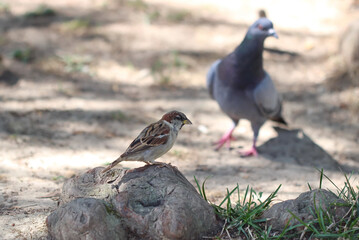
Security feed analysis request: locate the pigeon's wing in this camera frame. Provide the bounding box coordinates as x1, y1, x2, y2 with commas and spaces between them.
121, 121, 170, 158
206, 59, 221, 99
253, 73, 282, 118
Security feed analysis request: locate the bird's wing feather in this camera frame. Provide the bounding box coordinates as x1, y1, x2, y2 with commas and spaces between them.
253, 73, 282, 118
206, 59, 221, 98
121, 121, 170, 158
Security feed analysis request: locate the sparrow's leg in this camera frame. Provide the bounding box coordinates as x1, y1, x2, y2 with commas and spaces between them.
214, 122, 237, 150
151, 162, 175, 171
153, 162, 170, 168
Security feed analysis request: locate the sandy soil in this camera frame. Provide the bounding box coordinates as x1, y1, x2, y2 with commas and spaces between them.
0, 0, 359, 239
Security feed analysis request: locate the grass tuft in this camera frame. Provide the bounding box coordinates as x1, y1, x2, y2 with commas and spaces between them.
126, 0, 148, 11
12, 48, 33, 63
24, 5, 56, 18
0, 2, 10, 13
60, 19, 90, 33
166, 10, 191, 23
111, 111, 128, 122
58, 54, 92, 74
150, 51, 187, 85
194, 176, 282, 239
195, 169, 359, 239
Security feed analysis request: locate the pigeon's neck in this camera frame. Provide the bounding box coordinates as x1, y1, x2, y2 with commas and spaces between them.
234, 36, 264, 73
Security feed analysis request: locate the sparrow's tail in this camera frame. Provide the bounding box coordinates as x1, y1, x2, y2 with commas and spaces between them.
101, 157, 123, 173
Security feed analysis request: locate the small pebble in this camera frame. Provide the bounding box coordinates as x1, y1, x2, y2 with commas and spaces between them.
197, 125, 209, 134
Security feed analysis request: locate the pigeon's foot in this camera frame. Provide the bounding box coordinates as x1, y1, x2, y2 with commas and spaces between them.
214, 134, 236, 150
239, 146, 258, 157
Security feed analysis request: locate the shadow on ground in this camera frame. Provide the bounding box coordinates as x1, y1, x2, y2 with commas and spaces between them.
258, 126, 355, 172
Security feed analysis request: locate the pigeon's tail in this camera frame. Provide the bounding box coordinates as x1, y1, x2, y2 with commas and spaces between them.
206, 59, 221, 99
270, 115, 287, 126
101, 157, 123, 173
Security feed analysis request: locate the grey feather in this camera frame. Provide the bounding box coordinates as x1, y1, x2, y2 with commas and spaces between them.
207, 17, 286, 147
253, 72, 282, 118
206, 59, 221, 99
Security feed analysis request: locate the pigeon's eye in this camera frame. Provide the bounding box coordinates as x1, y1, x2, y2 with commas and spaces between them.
257, 24, 264, 30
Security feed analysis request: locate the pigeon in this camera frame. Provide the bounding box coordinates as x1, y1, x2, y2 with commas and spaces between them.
207, 17, 287, 157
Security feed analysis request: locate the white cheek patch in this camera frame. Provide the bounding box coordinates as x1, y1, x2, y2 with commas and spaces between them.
268, 29, 275, 35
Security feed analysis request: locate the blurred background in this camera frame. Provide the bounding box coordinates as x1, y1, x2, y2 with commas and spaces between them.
0, 0, 358, 238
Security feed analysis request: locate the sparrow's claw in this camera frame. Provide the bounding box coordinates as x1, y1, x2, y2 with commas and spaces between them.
153, 162, 172, 169
239, 146, 258, 157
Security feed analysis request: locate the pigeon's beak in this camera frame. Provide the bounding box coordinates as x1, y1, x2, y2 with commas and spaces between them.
268, 28, 278, 39
183, 119, 192, 125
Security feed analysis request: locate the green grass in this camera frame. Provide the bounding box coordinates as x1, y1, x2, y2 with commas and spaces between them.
52, 175, 65, 181
295, 169, 359, 239
111, 111, 128, 122
24, 5, 56, 18
194, 169, 359, 239
59, 54, 92, 74
194, 176, 285, 239
12, 48, 33, 63
0, 2, 10, 13
126, 0, 148, 11
166, 10, 190, 23
60, 19, 90, 32
150, 51, 187, 85
144, 10, 160, 24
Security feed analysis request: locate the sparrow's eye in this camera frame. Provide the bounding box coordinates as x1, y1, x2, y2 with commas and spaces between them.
175, 115, 181, 120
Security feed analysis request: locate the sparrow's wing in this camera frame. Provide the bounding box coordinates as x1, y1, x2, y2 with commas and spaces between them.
121, 120, 170, 158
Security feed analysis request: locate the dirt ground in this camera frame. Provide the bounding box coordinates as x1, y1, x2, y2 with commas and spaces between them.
0, 0, 359, 239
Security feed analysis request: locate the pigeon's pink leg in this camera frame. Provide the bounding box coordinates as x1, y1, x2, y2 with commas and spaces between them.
215, 125, 236, 150
239, 136, 258, 157
239, 146, 258, 157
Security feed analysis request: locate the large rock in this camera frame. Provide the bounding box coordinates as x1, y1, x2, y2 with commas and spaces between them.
262, 189, 350, 231
59, 167, 125, 205
112, 165, 220, 239
47, 164, 221, 240
46, 198, 127, 240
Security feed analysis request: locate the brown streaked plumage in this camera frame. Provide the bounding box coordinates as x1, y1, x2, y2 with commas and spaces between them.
101, 110, 192, 173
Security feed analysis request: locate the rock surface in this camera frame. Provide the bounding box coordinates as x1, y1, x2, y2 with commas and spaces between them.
262, 189, 350, 231
47, 164, 221, 240
47, 198, 127, 240
60, 167, 125, 205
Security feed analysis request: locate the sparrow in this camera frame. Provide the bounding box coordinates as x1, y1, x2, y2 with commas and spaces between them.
102, 110, 192, 173
207, 17, 287, 157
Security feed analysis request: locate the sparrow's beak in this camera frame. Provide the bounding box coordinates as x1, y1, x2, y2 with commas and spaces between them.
268, 28, 278, 39
183, 119, 192, 125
